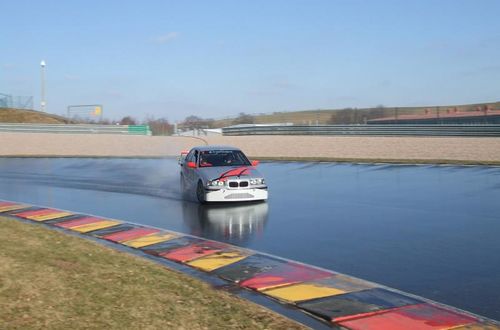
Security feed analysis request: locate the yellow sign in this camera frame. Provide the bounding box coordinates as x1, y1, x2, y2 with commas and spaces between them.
94, 106, 102, 116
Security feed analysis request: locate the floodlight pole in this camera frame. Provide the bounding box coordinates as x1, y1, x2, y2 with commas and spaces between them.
40, 60, 46, 112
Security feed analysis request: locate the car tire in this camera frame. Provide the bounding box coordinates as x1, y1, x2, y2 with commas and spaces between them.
180, 174, 187, 197
196, 180, 206, 204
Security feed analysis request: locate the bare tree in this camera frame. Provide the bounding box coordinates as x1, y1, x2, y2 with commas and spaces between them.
183, 115, 204, 129
232, 112, 255, 125
182, 115, 216, 129
145, 116, 173, 135
119, 116, 137, 125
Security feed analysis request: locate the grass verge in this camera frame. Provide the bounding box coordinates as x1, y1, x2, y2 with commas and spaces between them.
0, 217, 306, 329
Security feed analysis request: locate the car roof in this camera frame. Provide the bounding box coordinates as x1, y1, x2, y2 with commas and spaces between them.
192, 145, 242, 152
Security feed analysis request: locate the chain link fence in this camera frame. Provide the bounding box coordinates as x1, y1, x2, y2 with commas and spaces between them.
0, 93, 34, 109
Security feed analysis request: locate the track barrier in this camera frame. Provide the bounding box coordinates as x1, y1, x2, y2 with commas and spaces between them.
0, 123, 151, 135
222, 124, 500, 137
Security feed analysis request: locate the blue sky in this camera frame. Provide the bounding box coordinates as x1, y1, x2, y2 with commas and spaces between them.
1, 0, 499, 121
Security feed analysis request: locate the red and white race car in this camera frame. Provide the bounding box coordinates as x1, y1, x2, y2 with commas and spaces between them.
179, 145, 268, 203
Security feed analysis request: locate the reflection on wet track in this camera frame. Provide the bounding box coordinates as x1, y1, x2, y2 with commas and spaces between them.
0, 157, 499, 320
183, 202, 268, 244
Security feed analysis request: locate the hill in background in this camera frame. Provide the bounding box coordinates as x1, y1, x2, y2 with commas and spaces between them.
3, 100, 500, 128
0, 108, 70, 124
205, 101, 500, 128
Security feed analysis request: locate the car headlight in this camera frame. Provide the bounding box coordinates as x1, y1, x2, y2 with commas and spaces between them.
208, 180, 225, 187
250, 178, 265, 185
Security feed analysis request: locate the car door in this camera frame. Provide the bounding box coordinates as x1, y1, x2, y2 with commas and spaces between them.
183, 149, 198, 190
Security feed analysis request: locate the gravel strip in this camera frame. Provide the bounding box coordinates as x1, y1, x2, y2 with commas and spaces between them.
1, 132, 500, 164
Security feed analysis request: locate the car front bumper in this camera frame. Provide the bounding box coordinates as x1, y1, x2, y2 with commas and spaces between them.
205, 187, 268, 202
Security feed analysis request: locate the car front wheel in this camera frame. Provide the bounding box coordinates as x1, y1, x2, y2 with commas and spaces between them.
196, 180, 206, 204
180, 174, 187, 197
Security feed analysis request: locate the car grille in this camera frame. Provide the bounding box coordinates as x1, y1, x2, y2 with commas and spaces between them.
228, 180, 249, 188
225, 193, 254, 199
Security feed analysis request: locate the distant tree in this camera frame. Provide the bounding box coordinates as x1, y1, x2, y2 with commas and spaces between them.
203, 118, 216, 128
97, 118, 111, 125
329, 107, 376, 124
183, 115, 204, 129
232, 112, 255, 125
145, 116, 173, 135
70, 116, 99, 124
179, 115, 217, 131
369, 105, 385, 119
120, 116, 137, 125
328, 108, 353, 124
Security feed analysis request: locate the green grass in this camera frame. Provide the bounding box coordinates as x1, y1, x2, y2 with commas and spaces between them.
0, 217, 306, 330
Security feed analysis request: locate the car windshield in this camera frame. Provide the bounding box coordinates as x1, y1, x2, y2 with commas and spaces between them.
198, 150, 251, 167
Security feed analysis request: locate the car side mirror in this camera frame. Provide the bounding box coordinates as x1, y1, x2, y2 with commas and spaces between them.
187, 161, 197, 169
178, 151, 189, 165
251, 160, 260, 167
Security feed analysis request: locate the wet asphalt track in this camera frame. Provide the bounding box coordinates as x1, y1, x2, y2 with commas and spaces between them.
0, 157, 499, 320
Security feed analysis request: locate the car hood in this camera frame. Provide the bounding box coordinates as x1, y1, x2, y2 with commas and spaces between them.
197, 165, 263, 182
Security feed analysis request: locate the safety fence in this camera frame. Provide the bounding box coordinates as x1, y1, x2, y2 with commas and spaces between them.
0, 93, 33, 109
222, 124, 500, 137
0, 123, 152, 135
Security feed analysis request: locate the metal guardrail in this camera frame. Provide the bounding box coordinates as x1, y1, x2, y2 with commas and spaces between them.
0, 123, 152, 135
222, 124, 500, 137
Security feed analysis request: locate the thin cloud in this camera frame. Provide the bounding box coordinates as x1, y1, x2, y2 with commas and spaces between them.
151, 32, 179, 44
